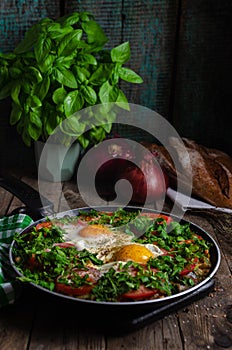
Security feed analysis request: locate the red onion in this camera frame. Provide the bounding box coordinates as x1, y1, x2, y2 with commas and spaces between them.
118, 155, 168, 204
82, 137, 168, 203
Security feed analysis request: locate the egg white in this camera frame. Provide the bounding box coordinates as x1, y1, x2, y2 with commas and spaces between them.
61, 222, 134, 259
60, 222, 163, 266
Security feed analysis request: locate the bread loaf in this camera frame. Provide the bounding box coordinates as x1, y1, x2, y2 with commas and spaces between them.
141, 138, 232, 209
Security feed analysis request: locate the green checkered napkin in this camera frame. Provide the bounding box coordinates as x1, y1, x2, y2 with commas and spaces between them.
0, 214, 33, 307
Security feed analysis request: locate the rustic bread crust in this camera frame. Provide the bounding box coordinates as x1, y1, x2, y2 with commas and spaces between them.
142, 138, 232, 209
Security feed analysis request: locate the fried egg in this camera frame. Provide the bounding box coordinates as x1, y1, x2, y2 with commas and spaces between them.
61, 222, 134, 259
112, 243, 162, 264
60, 222, 163, 265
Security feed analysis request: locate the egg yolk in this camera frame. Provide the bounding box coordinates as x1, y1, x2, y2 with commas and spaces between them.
79, 224, 112, 238
114, 244, 155, 264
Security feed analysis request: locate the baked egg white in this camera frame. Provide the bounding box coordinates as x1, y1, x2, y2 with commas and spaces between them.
61, 222, 134, 259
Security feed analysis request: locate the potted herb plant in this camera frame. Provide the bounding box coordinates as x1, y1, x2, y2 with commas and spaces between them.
0, 11, 143, 181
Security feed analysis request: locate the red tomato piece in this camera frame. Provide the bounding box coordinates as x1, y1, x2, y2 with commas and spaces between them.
55, 282, 94, 297
160, 248, 174, 256
180, 264, 196, 276
122, 285, 159, 300
140, 213, 173, 224
35, 221, 52, 231
28, 254, 40, 270
56, 267, 101, 297
178, 239, 194, 245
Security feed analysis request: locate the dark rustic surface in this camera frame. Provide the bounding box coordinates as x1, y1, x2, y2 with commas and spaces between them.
0, 171, 232, 350
0, 0, 231, 171
172, 0, 232, 154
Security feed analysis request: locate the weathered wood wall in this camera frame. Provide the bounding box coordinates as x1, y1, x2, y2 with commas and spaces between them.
173, 0, 232, 154
0, 0, 231, 170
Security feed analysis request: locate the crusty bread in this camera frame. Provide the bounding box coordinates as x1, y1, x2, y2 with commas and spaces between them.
141, 138, 232, 209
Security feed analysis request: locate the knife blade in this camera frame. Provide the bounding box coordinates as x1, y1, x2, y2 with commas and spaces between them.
166, 187, 232, 214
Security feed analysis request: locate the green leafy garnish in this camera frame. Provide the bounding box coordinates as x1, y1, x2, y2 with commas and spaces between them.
13, 209, 212, 301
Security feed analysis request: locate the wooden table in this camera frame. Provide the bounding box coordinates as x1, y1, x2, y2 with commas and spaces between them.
0, 171, 232, 350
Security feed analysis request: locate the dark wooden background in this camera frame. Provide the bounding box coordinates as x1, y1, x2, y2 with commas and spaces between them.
0, 0, 232, 170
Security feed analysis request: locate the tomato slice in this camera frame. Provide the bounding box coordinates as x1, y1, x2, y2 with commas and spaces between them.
55, 282, 94, 297
180, 264, 196, 276
140, 213, 172, 224
35, 221, 52, 231
122, 285, 159, 300
55, 267, 100, 297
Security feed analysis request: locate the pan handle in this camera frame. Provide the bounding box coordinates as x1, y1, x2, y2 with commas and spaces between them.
0, 171, 54, 220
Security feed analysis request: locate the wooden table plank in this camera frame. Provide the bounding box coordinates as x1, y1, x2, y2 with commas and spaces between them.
0, 173, 231, 349
177, 213, 232, 350
0, 297, 35, 350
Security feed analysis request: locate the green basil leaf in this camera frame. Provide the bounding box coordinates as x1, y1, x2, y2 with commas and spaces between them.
64, 90, 84, 116
40, 18, 53, 27
45, 114, 61, 136
89, 63, 114, 86
34, 75, 50, 101
35, 34, 52, 64
58, 12, 81, 26
10, 104, 22, 125
65, 117, 85, 136
52, 86, 67, 104
21, 80, 31, 94
11, 83, 21, 106
0, 82, 13, 99
61, 117, 86, 137
53, 67, 78, 88
77, 134, 89, 149
27, 95, 42, 110
81, 85, 97, 105
48, 25, 73, 40
27, 66, 43, 83
46, 22, 61, 32
0, 65, 8, 88
81, 20, 108, 50
14, 24, 41, 54
38, 54, 56, 73
99, 81, 119, 103
56, 103, 64, 114
55, 55, 75, 69
80, 12, 94, 22
46, 22, 73, 41
93, 107, 116, 125
28, 121, 41, 141
78, 53, 97, 66
88, 126, 106, 144
22, 129, 31, 147
16, 119, 23, 134
29, 110, 42, 128
110, 62, 121, 84
116, 89, 130, 110
9, 67, 22, 79
111, 42, 131, 63
57, 30, 83, 57
119, 67, 143, 83
0, 52, 16, 60
102, 122, 113, 133
72, 66, 87, 83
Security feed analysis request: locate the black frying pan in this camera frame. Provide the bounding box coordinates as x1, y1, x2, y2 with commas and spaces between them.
9, 205, 220, 317
1, 173, 221, 329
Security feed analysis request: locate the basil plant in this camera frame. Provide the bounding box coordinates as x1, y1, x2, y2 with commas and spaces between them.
0, 12, 143, 148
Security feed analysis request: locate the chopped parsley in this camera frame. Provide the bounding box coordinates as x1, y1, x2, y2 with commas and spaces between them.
12, 209, 212, 302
